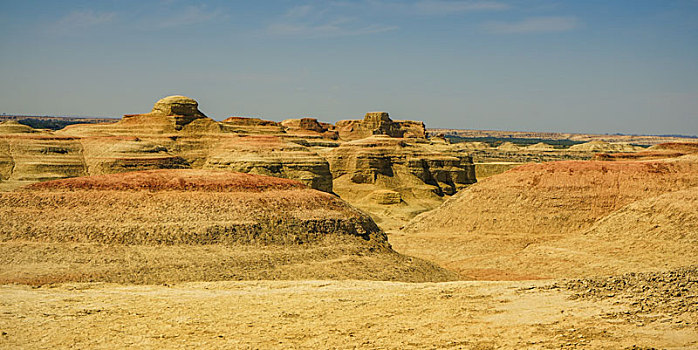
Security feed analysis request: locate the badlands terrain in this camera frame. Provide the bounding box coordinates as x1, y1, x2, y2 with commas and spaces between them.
1, 96, 697, 349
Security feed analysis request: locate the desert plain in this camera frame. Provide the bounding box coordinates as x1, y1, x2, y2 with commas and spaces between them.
0, 96, 696, 349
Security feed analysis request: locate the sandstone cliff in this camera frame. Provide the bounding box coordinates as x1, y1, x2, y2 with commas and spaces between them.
0, 96, 479, 228
321, 135, 476, 229
46, 96, 334, 192
203, 135, 333, 193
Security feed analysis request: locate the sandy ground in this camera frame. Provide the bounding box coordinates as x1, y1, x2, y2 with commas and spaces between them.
1, 279, 695, 349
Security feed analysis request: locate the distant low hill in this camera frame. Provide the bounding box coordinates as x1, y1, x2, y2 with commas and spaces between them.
0, 115, 118, 130
429, 128, 697, 146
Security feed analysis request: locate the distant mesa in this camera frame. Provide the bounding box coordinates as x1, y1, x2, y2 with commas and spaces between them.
336, 112, 426, 140
223, 116, 280, 127
1, 95, 449, 201
526, 142, 556, 151
325, 134, 476, 229
569, 140, 643, 153
281, 117, 339, 140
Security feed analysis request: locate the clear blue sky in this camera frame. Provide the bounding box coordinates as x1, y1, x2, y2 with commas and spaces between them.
1, 0, 697, 135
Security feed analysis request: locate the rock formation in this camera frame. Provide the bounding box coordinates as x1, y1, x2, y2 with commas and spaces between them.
335, 112, 426, 140
221, 117, 285, 134
0, 169, 457, 283
0, 135, 88, 190
321, 135, 476, 229
203, 135, 333, 193
496, 142, 521, 151
133, 95, 208, 130
281, 118, 338, 139
47, 96, 334, 192
0, 96, 478, 225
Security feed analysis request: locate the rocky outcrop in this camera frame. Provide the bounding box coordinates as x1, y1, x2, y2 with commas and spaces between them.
369, 190, 402, 205
146, 95, 208, 129
336, 112, 425, 140
65, 95, 217, 135
321, 135, 476, 229
3, 97, 455, 205
49, 96, 334, 192
78, 136, 189, 175
281, 118, 338, 139
497, 142, 521, 151
396, 120, 428, 139
203, 135, 333, 193
223, 117, 280, 127
0, 135, 87, 190
327, 136, 474, 196
221, 117, 285, 134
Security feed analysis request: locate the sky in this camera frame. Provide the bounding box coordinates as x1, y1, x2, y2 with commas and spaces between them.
1, 0, 697, 135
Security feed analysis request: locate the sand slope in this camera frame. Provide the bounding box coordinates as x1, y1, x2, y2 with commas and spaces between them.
394, 156, 698, 279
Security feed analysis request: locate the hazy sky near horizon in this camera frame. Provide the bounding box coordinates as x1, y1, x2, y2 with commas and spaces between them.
1, 0, 697, 135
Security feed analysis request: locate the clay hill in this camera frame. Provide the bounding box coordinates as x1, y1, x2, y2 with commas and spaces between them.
0, 169, 456, 284
0, 95, 474, 227
394, 154, 698, 280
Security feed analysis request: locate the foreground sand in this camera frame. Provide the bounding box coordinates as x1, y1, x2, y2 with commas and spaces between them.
1, 277, 695, 349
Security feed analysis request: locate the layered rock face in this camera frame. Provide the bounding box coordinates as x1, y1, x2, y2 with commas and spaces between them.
0, 135, 88, 190
1, 97, 477, 226
0, 169, 459, 283
336, 112, 426, 140
281, 118, 338, 140
0, 169, 381, 245
592, 142, 698, 161
135, 95, 208, 130
327, 136, 474, 195
568, 140, 644, 152
321, 135, 476, 229
43, 96, 334, 192
221, 117, 285, 135
203, 135, 333, 193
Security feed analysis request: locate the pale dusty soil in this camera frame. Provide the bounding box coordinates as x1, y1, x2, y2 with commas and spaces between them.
1, 278, 695, 349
